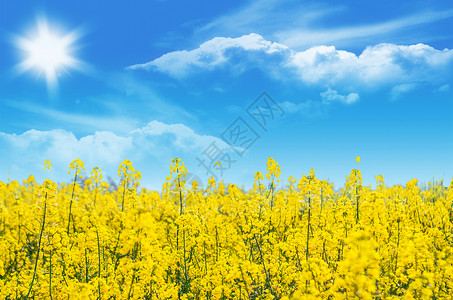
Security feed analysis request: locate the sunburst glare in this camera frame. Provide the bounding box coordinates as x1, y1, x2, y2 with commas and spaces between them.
15, 18, 82, 92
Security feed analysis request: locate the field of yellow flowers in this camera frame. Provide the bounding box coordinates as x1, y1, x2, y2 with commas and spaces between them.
0, 157, 452, 299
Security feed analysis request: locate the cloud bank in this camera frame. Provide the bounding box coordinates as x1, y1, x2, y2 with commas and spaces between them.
128, 33, 453, 100
0, 120, 230, 185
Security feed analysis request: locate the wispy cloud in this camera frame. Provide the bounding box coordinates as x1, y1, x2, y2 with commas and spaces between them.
196, 0, 453, 49
280, 100, 326, 118
112, 73, 195, 121
197, 0, 342, 39
435, 84, 451, 93
390, 83, 417, 101
3, 71, 197, 135
4, 100, 139, 134
276, 10, 453, 49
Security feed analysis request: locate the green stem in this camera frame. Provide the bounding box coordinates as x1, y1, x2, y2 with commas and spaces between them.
121, 180, 127, 212
68, 169, 78, 234
96, 229, 102, 300
85, 247, 89, 283
254, 235, 275, 296
306, 195, 311, 260
356, 186, 359, 225
49, 249, 53, 300
25, 192, 47, 300
178, 177, 183, 215
127, 269, 137, 300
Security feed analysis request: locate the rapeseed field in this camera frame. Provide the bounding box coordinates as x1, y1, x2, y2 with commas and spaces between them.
0, 158, 451, 299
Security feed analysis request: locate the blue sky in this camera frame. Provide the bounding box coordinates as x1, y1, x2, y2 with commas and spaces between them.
1, 0, 452, 190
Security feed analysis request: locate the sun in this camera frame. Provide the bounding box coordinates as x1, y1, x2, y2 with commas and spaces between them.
16, 18, 80, 91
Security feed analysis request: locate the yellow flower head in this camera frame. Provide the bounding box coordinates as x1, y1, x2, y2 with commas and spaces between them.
168, 157, 188, 181
266, 157, 281, 180
254, 171, 264, 181
91, 166, 103, 184
191, 180, 199, 190
118, 159, 141, 182
375, 174, 384, 185
43, 159, 52, 170
68, 159, 85, 176
207, 176, 216, 189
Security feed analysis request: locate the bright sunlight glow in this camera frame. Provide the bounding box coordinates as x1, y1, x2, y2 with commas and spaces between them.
16, 18, 80, 92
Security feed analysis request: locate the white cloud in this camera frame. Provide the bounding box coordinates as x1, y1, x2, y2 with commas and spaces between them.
320, 88, 360, 105
127, 33, 289, 77
128, 34, 453, 95
289, 43, 453, 88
